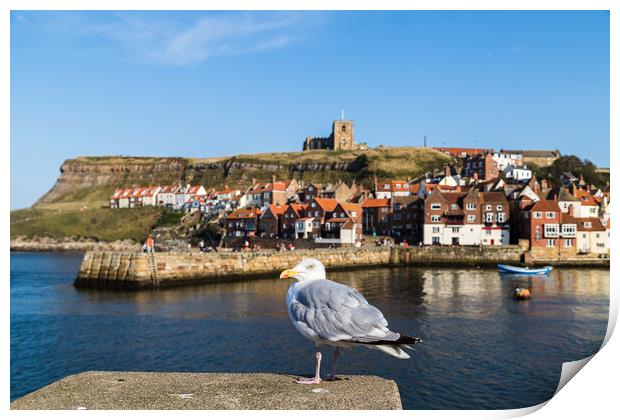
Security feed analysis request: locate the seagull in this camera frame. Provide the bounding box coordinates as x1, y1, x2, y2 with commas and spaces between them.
280, 258, 421, 384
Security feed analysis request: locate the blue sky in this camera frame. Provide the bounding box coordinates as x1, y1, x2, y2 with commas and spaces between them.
10, 10, 610, 209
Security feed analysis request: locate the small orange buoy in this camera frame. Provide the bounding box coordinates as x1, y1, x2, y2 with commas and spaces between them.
513, 288, 531, 300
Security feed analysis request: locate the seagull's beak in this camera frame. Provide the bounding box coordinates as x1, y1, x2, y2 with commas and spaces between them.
280, 269, 298, 279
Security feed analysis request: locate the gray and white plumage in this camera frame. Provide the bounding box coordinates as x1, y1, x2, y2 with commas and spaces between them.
281, 258, 420, 360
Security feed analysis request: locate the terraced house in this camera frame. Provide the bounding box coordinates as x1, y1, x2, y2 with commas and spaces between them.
518, 199, 574, 259
225, 208, 261, 238
422, 189, 510, 246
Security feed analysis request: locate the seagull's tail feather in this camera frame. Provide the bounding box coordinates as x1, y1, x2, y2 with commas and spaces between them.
368, 344, 411, 359
358, 334, 422, 359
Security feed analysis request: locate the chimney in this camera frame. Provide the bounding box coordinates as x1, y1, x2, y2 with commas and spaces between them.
571, 182, 577, 196
444, 166, 450, 178
472, 172, 479, 182
251, 178, 257, 186
272, 174, 277, 184
568, 204, 574, 216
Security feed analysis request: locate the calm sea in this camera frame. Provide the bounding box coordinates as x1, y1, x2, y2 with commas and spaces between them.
10, 252, 609, 409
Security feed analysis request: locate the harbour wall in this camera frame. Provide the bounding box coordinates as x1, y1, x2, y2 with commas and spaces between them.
74, 246, 609, 290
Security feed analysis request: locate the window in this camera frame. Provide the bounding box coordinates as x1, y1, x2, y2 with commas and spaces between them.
547, 239, 556, 247
341, 125, 346, 132
497, 213, 506, 223
350, 211, 357, 217
431, 215, 441, 222
561, 224, 576, 237
545, 211, 556, 219
311, 202, 316, 207
533, 212, 542, 219
394, 213, 402, 221
544, 224, 560, 238
485, 213, 494, 223
590, 207, 597, 214
564, 239, 573, 247
309, 186, 314, 191
466, 203, 476, 210
584, 222, 592, 228
430, 203, 441, 210
496, 205, 503, 211
450, 204, 459, 210
394, 204, 401, 211
432, 226, 440, 233
452, 227, 460, 233
432, 237, 440, 245
486, 230, 492, 236
467, 215, 476, 222
486, 204, 492, 211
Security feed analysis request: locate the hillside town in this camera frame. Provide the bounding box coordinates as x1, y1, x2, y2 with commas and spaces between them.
108, 146, 610, 259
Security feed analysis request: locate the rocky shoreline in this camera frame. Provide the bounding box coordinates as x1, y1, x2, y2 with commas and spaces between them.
10, 236, 140, 253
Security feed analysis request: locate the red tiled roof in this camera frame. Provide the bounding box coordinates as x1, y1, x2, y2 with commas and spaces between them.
531, 200, 561, 213
574, 189, 596, 205
313, 198, 339, 211
362, 198, 390, 208
227, 208, 261, 220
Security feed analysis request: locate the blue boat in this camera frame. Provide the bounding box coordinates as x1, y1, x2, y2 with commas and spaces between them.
497, 264, 553, 275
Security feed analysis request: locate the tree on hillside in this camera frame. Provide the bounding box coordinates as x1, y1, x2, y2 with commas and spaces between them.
529, 155, 609, 189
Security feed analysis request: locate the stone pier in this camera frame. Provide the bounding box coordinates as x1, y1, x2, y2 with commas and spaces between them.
74, 246, 609, 290
10, 371, 402, 410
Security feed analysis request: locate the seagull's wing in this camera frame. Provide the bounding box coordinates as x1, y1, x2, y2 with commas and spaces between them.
289, 279, 400, 343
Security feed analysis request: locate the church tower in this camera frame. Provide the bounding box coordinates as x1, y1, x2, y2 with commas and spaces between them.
332, 120, 354, 150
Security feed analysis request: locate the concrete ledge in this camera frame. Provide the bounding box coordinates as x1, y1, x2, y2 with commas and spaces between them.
11, 371, 402, 410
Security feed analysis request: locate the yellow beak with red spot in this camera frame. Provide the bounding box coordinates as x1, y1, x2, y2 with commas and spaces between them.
280, 269, 299, 279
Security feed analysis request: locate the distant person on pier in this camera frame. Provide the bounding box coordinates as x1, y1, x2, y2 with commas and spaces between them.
146, 236, 155, 253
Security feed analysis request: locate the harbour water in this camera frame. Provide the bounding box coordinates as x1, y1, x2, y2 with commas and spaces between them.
10, 252, 609, 409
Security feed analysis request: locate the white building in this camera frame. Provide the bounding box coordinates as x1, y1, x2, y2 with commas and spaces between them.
175, 185, 207, 209
157, 185, 180, 208
295, 218, 314, 239
574, 189, 600, 218
575, 218, 609, 255
504, 165, 532, 181
492, 151, 523, 171
141, 186, 162, 206
423, 223, 483, 246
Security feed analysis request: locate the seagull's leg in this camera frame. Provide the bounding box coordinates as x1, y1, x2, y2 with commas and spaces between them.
296, 348, 322, 384
326, 348, 340, 381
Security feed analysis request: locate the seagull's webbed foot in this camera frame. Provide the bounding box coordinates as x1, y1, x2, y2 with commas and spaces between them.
295, 376, 322, 385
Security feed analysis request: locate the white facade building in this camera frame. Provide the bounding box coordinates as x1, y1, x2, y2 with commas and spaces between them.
423, 224, 483, 246
492, 151, 523, 171
504, 165, 532, 181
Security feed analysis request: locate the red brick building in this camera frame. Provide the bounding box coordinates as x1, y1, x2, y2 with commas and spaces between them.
259, 204, 287, 238
225, 208, 262, 237
361, 198, 391, 235
463, 151, 499, 181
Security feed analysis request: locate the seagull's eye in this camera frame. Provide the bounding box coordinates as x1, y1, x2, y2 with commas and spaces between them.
306, 264, 315, 270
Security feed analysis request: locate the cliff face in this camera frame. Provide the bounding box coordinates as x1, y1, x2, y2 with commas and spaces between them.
36, 158, 188, 206
34, 148, 451, 208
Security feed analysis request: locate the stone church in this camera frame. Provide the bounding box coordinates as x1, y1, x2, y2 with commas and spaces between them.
303, 120, 368, 151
